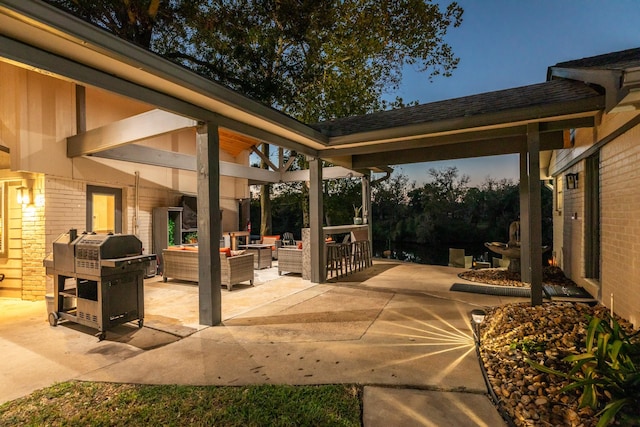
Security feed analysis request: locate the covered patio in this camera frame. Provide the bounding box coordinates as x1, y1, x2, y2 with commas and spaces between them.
0, 0, 605, 328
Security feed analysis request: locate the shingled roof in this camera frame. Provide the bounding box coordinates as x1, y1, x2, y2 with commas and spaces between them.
553, 47, 640, 70
312, 79, 603, 139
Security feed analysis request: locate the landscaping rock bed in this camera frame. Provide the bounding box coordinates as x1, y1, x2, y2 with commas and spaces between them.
460, 266, 578, 288
477, 302, 639, 426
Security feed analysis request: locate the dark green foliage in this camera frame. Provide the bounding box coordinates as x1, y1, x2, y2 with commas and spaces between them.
528, 315, 640, 426
44, 0, 463, 123
256, 166, 552, 257
370, 167, 553, 256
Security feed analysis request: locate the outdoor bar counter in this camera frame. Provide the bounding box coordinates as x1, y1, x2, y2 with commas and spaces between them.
301, 225, 372, 281
323, 224, 372, 279
323, 224, 369, 237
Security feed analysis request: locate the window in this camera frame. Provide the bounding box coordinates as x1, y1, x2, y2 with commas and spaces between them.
86, 185, 122, 234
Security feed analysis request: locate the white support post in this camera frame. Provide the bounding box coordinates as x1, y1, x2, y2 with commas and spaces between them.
196, 123, 222, 325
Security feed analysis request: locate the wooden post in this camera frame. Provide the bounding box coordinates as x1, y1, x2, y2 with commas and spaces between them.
309, 157, 324, 283
527, 123, 543, 306
196, 123, 222, 325
361, 172, 372, 242
519, 152, 531, 284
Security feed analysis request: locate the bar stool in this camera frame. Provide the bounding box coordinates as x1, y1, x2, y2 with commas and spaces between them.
326, 243, 342, 279
327, 241, 354, 278
351, 239, 372, 271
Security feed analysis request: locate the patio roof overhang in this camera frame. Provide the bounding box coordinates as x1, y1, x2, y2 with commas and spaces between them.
314, 80, 604, 171
0, 1, 606, 176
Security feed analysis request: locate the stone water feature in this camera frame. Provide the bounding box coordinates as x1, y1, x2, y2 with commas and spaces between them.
484, 221, 550, 273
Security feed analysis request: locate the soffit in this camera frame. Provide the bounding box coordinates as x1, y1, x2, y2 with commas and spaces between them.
219, 128, 258, 157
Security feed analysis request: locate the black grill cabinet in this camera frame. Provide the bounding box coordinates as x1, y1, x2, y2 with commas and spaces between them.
44, 231, 156, 340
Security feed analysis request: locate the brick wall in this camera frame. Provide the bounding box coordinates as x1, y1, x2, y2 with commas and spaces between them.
560, 164, 586, 285
21, 175, 46, 300
600, 123, 640, 327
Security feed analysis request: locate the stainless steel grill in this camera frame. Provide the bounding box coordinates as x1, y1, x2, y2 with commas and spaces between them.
44, 230, 156, 340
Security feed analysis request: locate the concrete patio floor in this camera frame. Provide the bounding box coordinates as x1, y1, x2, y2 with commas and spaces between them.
0, 259, 526, 426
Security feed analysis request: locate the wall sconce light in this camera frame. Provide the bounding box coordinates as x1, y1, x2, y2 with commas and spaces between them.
17, 186, 32, 205
17, 179, 35, 206
565, 173, 579, 190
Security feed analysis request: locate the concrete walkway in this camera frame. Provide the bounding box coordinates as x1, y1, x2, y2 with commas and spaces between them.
1, 260, 524, 425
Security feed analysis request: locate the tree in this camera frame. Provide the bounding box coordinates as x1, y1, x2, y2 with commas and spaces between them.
164, 0, 463, 121
42, 0, 191, 49
372, 173, 411, 241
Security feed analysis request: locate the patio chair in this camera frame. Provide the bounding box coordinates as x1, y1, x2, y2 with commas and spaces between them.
278, 247, 303, 275
448, 248, 472, 269
282, 232, 296, 247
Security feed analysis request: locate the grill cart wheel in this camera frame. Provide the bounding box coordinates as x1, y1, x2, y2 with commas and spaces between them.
97, 332, 106, 341
138, 319, 144, 328
48, 312, 59, 327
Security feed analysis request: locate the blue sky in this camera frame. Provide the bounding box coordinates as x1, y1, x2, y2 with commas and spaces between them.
392, 0, 640, 187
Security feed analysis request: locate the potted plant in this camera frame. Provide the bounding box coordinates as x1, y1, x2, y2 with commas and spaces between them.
353, 205, 363, 225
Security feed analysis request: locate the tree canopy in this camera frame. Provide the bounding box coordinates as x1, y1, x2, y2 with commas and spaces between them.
44, 0, 463, 122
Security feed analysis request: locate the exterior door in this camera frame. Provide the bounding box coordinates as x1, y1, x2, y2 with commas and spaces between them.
86, 185, 122, 234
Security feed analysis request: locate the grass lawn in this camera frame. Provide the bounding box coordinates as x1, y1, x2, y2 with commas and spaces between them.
0, 381, 362, 426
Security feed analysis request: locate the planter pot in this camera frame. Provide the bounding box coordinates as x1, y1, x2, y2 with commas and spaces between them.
353, 217, 363, 225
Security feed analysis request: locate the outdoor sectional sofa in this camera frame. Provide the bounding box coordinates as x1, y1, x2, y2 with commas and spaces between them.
162, 247, 254, 291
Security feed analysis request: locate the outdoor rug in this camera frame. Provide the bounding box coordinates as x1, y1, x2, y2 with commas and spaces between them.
450, 283, 531, 297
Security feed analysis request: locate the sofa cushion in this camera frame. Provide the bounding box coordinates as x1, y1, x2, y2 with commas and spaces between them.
219, 247, 231, 257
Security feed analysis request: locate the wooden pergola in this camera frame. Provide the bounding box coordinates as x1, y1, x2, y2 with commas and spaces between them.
1, 1, 605, 326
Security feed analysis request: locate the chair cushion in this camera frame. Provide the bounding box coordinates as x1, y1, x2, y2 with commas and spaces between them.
261, 235, 281, 244
219, 247, 231, 257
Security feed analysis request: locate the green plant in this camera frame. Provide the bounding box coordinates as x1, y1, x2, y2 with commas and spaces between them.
510, 338, 546, 354
527, 315, 640, 426
353, 205, 362, 218
168, 217, 175, 246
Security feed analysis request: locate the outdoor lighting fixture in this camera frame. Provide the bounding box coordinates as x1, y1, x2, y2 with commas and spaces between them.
17, 179, 36, 206
16, 186, 33, 206
471, 309, 486, 325
565, 173, 579, 189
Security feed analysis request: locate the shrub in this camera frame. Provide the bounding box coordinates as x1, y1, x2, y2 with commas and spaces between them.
527, 315, 640, 426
